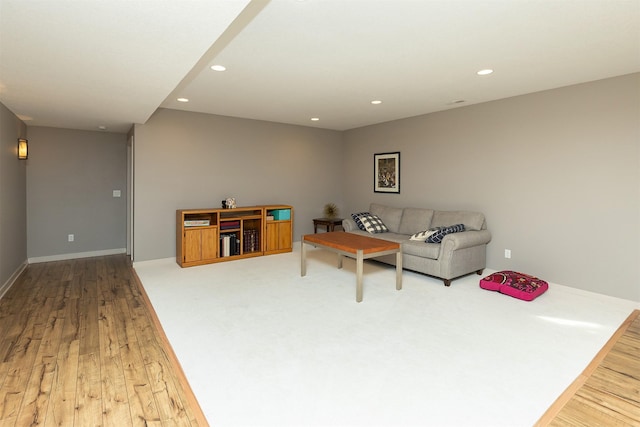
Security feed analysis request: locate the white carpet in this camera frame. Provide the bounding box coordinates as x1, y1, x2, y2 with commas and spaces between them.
134, 244, 639, 427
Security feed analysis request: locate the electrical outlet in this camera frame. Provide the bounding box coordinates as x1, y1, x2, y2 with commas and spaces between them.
504, 249, 511, 259
68, 234, 74, 242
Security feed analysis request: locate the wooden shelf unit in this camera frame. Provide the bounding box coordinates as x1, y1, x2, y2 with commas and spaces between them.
176, 205, 293, 267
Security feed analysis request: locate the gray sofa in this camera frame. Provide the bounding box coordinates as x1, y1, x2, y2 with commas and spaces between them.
342, 203, 491, 286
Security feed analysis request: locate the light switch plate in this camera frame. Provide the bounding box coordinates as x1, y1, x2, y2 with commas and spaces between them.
113, 190, 121, 197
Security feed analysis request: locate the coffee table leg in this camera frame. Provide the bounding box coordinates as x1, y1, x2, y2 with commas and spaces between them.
356, 249, 363, 302
301, 240, 307, 276
396, 250, 402, 290
337, 254, 343, 269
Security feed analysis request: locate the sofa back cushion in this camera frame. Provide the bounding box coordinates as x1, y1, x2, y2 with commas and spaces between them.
369, 203, 403, 233
431, 210, 486, 231
398, 208, 435, 235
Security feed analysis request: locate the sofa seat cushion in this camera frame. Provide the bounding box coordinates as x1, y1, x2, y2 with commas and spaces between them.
402, 240, 441, 259
480, 271, 549, 301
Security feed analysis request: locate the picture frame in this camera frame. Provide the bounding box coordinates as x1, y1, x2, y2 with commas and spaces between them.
374, 152, 400, 193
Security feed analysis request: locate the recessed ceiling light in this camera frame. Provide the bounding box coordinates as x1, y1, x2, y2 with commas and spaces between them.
477, 69, 493, 76
211, 65, 226, 72
371, 100, 382, 105
311, 117, 320, 121
177, 97, 189, 102
450, 100, 466, 104
98, 125, 107, 130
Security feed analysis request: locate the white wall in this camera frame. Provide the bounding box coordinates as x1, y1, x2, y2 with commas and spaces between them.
343, 73, 640, 301
26, 127, 128, 260
133, 109, 344, 261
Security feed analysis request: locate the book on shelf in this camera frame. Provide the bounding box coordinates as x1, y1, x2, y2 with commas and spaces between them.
184, 219, 210, 226
243, 229, 260, 253
231, 235, 239, 255
220, 234, 230, 257
220, 220, 241, 230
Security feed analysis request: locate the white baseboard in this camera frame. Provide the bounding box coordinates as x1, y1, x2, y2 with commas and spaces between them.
28, 248, 127, 264
0, 260, 28, 299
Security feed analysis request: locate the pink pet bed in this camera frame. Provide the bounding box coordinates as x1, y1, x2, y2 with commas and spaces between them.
480, 271, 548, 301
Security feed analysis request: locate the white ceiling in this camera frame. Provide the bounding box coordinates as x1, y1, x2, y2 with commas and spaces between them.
1, 0, 639, 134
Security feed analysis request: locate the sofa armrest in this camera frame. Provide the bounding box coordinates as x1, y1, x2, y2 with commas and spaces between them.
342, 218, 359, 232
438, 229, 491, 280
440, 230, 492, 253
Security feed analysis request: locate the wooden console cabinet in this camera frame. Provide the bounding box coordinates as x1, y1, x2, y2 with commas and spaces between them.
176, 205, 293, 267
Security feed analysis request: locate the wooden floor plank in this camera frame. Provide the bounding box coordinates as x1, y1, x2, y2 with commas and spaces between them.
147, 359, 191, 426
0, 313, 21, 364
0, 336, 42, 422
75, 352, 102, 426
128, 300, 191, 425
0, 362, 9, 395
67, 273, 83, 300
111, 296, 134, 352
44, 339, 79, 427
15, 308, 65, 426
0, 255, 208, 426
78, 297, 99, 357
98, 300, 132, 427
587, 367, 640, 407
1, 305, 36, 363
14, 356, 56, 426
120, 339, 162, 425
100, 351, 131, 427
0, 362, 23, 423
577, 382, 639, 423
32, 297, 56, 341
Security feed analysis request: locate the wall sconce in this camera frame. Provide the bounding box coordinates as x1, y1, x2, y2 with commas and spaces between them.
18, 138, 28, 159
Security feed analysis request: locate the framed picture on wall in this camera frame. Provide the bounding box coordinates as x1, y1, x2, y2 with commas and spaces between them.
374, 152, 400, 193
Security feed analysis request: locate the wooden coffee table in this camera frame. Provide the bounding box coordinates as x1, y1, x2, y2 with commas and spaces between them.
301, 232, 402, 302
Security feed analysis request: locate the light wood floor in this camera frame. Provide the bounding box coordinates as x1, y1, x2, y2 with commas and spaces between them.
536, 309, 640, 426
0, 255, 207, 426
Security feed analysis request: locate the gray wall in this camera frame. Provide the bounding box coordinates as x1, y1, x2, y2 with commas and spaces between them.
133, 108, 343, 261
0, 102, 27, 289
343, 73, 640, 301
26, 127, 127, 259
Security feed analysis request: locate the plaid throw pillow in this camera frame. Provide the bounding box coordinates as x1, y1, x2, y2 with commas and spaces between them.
351, 212, 388, 233
351, 212, 371, 231
425, 224, 465, 243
